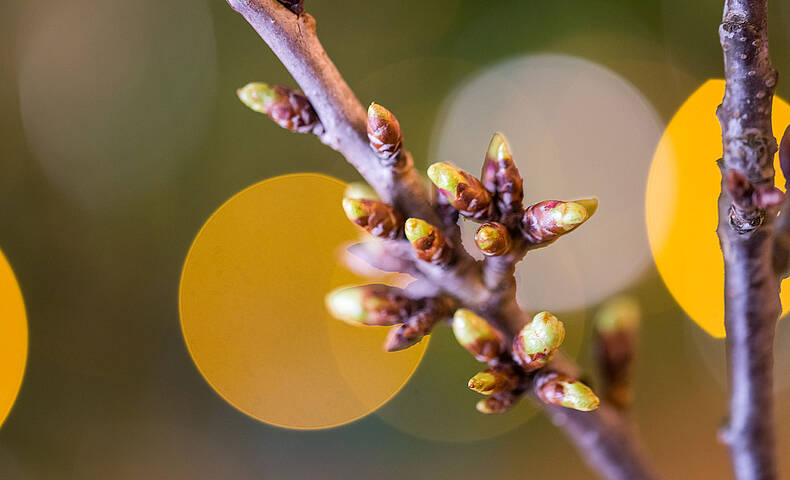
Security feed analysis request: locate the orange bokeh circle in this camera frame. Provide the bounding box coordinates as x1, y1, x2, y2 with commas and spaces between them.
0, 248, 28, 429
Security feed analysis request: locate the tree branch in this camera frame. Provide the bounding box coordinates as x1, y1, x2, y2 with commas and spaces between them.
717, 1, 780, 478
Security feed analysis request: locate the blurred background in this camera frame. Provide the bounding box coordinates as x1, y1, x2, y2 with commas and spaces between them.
2, 0, 790, 478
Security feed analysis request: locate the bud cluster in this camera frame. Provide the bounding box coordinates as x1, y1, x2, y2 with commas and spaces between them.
237, 82, 322, 134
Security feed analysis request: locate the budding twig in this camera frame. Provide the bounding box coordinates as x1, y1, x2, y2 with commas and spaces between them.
237, 82, 323, 134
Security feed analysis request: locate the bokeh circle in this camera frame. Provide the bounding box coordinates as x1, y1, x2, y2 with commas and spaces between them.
0, 248, 28, 429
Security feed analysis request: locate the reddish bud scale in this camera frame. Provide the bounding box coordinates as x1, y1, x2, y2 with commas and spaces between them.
277, 0, 304, 14
476, 391, 521, 414
367, 103, 403, 165
385, 297, 453, 352
344, 199, 402, 239
481, 135, 524, 224
595, 329, 636, 409
268, 85, 322, 133
522, 200, 586, 245
535, 372, 599, 412
468, 364, 521, 395
449, 171, 495, 220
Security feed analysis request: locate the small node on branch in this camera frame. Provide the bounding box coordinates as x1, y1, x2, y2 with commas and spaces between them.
325, 284, 412, 326
342, 198, 402, 239
404, 218, 451, 264
536, 372, 600, 412
277, 0, 304, 15
594, 296, 640, 410
367, 103, 403, 166
427, 163, 494, 220
476, 391, 521, 414
237, 82, 322, 134
344, 182, 379, 201
468, 364, 520, 395
522, 199, 595, 246
452, 309, 506, 362
512, 311, 565, 371
475, 222, 511, 256
481, 132, 524, 225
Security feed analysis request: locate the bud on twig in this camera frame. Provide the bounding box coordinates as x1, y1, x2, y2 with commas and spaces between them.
522, 199, 594, 246
277, 0, 304, 14
428, 163, 494, 220
385, 296, 454, 352
595, 296, 640, 410
367, 103, 403, 164
476, 391, 521, 414
536, 372, 600, 412
344, 182, 379, 201
481, 133, 524, 224
326, 284, 412, 326
512, 311, 565, 371
475, 222, 511, 256
342, 198, 402, 239
452, 309, 506, 362
237, 83, 322, 134
404, 218, 451, 264
468, 364, 520, 395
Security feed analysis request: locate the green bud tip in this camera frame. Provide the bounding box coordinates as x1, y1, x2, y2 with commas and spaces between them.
427, 162, 465, 193
236, 82, 277, 113
452, 309, 497, 345
556, 380, 600, 412
574, 198, 598, 218
550, 201, 588, 231
595, 296, 640, 334
325, 287, 366, 325
404, 218, 434, 243
468, 372, 498, 394
342, 198, 367, 221
344, 183, 379, 201
475, 223, 509, 255
517, 311, 565, 355
368, 102, 392, 121
486, 132, 511, 161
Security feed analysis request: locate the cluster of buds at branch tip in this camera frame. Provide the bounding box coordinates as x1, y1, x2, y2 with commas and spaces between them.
522, 199, 595, 246
452, 309, 506, 362
476, 391, 520, 414
326, 284, 412, 326
404, 218, 451, 264
367, 103, 403, 166
277, 0, 304, 14
344, 182, 380, 201
475, 222, 511, 256
342, 197, 402, 239
428, 163, 494, 220
536, 372, 600, 412
237, 83, 323, 134
468, 364, 520, 395
594, 296, 640, 410
512, 311, 565, 371
481, 132, 524, 224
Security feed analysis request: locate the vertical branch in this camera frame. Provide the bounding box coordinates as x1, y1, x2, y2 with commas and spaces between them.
717, 1, 780, 478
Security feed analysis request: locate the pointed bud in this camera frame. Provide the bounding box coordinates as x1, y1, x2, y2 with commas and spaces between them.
475, 222, 511, 256
427, 163, 493, 220
481, 133, 524, 222
476, 391, 520, 414
277, 0, 304, 14
536, 373, 600, 412
468, 365, 520, 395
344, 182, 379, 201
595, 296, 640, 410
367, 103, 403, 164
404, 218, 451, 264
326, 284, 412, 326
342, 198, 402, 239
237, 83, 322, 134
522, 200, 591, 245
512, 311, 565, 371
452, 309, 505, 362
595, 296, 640, 335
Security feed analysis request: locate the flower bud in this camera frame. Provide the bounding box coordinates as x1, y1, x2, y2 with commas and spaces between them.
326, 284, 412, 326
452, 309, 505, 362
481, 133, 524, 221
237, 82, 322, 134
522, 200, 592, 245
536, 373, 600, 412
343, 182, 379, 201
468, 365, 520, 395
512, 311, 565, 371
595, 296, 640, 410
342, 198, 402, 239
427, 163, 493, 220
404, 218, 450, 264
475, 222, 511, 256
475, 391, 520, 414
367, 103, 403, 164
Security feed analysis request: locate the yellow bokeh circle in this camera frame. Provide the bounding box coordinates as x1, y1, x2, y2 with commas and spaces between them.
0, 248, 28, 428
646, 79, 790, 338
179, 173, 427, 429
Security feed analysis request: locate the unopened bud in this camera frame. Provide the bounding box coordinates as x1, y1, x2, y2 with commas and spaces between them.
452, 309, 505, 362
481, 133, 524, 221
344, 182, 379, 201
522, 200, 591, 245
536, 373, 600, 412
476, 391, 520, 414
595, 296, 640, 410
404, 218, 450, 264
326, 284, 412, 326
427, 163, 493, 220
468, 365, 520, 395
512, 311, 565, 371
475, 222, 511, 256
342, 198, 402, 239
367, 103, 403, 164
237, 82, 322, 134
